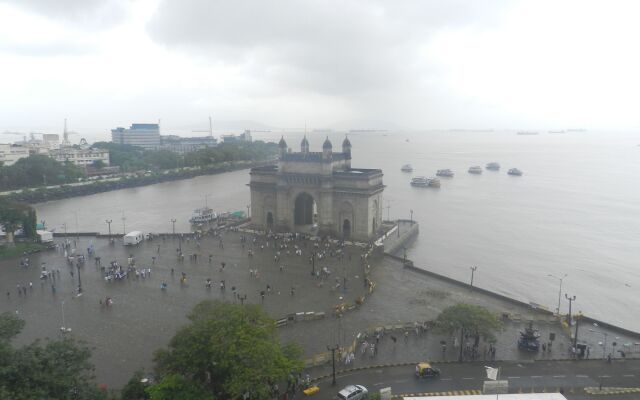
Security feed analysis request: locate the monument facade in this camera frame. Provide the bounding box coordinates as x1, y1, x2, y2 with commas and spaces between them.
249, 136, 384, 241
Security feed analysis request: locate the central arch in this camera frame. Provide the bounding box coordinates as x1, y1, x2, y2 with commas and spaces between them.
294, 192, 315, 225
266, 211, 274, 227
342, 219, 351, 239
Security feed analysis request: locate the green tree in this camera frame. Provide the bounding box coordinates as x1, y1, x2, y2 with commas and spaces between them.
121, 370, 150, 400
92, 159, 106, 169
146, 374, 213, 400
151, 301, 302, 399
434, 303, 503, 361
0, 313, 106, 400
0, 201, 35, 244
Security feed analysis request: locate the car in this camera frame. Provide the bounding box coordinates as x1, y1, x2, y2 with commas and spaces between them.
337, 384, 368, 400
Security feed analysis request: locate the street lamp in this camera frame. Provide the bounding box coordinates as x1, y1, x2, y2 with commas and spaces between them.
589, 324, 609, 359
548, 273, 567, 315
246, 204, 250, 219
77, 264, 82, 294
410, 209, 413, 225
470, 266, 478, 290
565, 293, 576, 326
238, 294, 247, 305
327, 344, 339, 386
105, 219, 112, 238
311, 251, 316, 277
170, 219, 176, 235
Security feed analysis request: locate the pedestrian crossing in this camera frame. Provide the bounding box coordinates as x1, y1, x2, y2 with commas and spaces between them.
400, 390, 482, 396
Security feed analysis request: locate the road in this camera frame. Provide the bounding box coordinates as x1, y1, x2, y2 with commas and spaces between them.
308, 359, 640, 399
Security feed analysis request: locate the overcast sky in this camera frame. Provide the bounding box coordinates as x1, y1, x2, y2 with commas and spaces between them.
1, 0, 639, 138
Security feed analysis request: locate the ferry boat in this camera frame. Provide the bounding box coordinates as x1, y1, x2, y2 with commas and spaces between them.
468, 166, 483, 174
508, 168, 523, 176
428, 177, 441, 188
401, 164, 413, 172
410, 176, 430, 187
436, 169, 454, 177
485, 162, 500, 171
189, 207, 217, 224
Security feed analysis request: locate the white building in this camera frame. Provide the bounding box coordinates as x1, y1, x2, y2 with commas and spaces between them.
50, 147, 110, 167
0, 143, 30, 166
111, 123, 161, 149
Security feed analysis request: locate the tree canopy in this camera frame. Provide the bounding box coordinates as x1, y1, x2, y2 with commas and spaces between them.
0, 200, 37, 243
151, 300, 302, 400
0, 154, 84, 191
434, 303, 503, 342
0, 313, 106, 400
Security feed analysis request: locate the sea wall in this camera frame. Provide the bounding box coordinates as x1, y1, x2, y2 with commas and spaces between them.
380, 219, 419, 256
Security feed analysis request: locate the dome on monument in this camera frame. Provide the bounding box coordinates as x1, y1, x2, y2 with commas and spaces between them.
278, 136, 287, 148
342, 136, 351, 147
322, 137, 333, 149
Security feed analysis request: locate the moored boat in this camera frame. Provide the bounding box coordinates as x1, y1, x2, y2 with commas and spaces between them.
428, 177, 441, 188
486, 162, 500, 171
189, 207, 217, 224
508, 168, 523, 176
401, 164, 413, 172
468, 166, 483, 174
410, 176, 430, 187
436, 169, 454, 177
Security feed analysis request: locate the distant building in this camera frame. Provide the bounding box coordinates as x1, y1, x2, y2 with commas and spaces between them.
0, 143, 29, 166
221, 130, 253, 143
160, 135, 218, 154
111, 123, 161, 149
50, 147, 110, 167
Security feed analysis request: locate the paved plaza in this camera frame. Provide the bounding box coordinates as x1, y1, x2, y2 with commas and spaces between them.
1, 229, 638, 390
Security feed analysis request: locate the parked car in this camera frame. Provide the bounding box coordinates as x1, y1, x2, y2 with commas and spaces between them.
337, 384, 368, 400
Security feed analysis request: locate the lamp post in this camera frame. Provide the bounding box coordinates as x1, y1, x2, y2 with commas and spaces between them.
590, 324, 609, 359
77, 264, 82, 294
121, 211, 126, 234
327, 344, 339, 386
238, 294, 247, 305
170, 219, 176, 235
410, 209, 413, 225
74, 211, 79, 241
574, 311, 582, 350
105, 219, 112, 238
246, 204, 250, 219
565, 293, 576, 326
311, 251, 316, 277
470, 266, 478, 290
548, 273, 567, 315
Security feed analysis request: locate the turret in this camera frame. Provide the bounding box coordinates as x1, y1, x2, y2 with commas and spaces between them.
301, 135, 309, 154
278, 136, 287, 159
342, 136, 351, 158
322, 136, 332, 160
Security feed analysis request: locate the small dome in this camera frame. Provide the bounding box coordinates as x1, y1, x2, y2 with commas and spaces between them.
278, 136, 287, 148
301, 135, 309, 146
322, 136, 332, 149
342, 136, 351, 147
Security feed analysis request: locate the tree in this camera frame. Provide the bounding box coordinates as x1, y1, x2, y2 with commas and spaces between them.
0, 201, 35, 244
120, 370, 150, 400
434, 303, 503, 361
146, 374, 213, 400
92, 159, 106, 169
151, 301, 302, 399
0, 313, 106, 400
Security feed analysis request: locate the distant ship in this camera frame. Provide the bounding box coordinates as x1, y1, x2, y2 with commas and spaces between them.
189, 207, 217, 224
468, 166, 483, 174
486, 162, 500, 171
410, 176, 439, 188
508, 168, 523, 176
517, 131, 539, 135
436, 169, 454, 177
401, 164, 413, 172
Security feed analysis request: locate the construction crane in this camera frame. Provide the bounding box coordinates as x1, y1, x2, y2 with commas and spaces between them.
192, 116, 214, 137
61, 118, 78, 146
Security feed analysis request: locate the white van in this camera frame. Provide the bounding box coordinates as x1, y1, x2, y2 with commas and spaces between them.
123, 231, 144, 246
37, 230, 54, 243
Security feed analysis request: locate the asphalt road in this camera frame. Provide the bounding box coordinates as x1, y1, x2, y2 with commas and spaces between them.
308, 359, 640, 399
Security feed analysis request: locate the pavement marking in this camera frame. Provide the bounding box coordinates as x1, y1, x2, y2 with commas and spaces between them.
531, 376, 543, 378
576, 375, 589, 378
623, 374, 635, 377
552, 375, 565, 378
508, 376, 521, 379
462, 377, 475, 380
441, 378, 453, 381
598, 375, 612, 378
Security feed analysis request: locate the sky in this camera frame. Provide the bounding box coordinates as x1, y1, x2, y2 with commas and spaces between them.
1, 0, 639, 140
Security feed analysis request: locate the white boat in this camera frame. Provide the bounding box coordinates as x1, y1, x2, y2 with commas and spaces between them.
436, 169, 454, 177
508, 168, 523, 176
428, 177, 441, 188
468, 166, 483, 174
401, 164, 413, 172
410, 176, 430, 187
486, 162, 500, 171
189, 207, 217, 224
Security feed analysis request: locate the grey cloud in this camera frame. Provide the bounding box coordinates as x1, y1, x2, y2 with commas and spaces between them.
147, 0, 510, 96
2, 0, 131, 29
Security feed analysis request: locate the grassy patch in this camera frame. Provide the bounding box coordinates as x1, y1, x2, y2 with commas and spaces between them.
0, 241, 48, 261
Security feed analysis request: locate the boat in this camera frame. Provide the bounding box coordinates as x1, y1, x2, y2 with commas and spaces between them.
468, 166, 483, 174
401, 164, 413, 172
428, 177, 441, 188
508, 168, 523, 176
189, 207, 217, 224
485, 162, 500, 171
517, 131, 539, 135
436, 169, 454, 177
410, 176, 430, 187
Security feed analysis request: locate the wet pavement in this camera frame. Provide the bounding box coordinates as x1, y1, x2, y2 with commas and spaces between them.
1, 232, 638, 390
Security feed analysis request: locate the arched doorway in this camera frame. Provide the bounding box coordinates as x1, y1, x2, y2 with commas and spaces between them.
372, 217, 377, 234
266, 212, 274, 228
294, 193, 315, 225
342, 219, 351, 239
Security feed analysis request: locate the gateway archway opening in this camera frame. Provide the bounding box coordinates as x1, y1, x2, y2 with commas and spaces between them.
266, 212, 274, 228
294, 193, 316, 226
342, 219, 351, 239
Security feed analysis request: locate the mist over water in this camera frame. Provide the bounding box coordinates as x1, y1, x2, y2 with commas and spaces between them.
35, 130, 640, 331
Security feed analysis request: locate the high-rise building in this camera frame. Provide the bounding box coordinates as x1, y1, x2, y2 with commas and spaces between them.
111, 123, 161, 149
